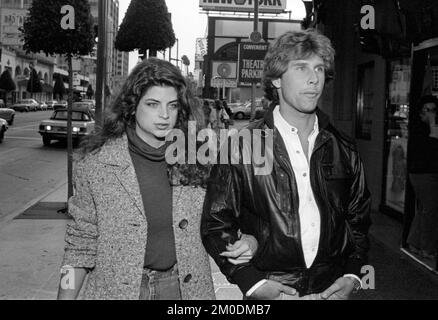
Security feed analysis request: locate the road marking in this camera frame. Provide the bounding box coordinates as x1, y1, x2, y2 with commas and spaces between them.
7, 136, 41, 141
8, 124, 38, 130
0, 147, 19, 155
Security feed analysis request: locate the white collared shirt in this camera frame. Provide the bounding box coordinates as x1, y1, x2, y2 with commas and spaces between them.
273, 105, 321, 268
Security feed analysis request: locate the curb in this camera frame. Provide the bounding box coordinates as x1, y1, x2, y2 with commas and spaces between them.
0, 179, 68, 229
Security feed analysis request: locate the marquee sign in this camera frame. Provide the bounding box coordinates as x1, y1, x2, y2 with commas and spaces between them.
199, 0, 286, 14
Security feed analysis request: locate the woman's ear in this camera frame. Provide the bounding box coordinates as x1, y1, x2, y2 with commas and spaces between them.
272, 79, 281, 89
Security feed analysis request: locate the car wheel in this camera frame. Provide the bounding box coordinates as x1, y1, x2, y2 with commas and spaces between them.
235, 112, 244, 120
7, 116, 14, 126
0, 127, 4, 143
42, 136, 51, 146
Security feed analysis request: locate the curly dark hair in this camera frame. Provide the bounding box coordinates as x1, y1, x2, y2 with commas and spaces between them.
262, 29, 335, 105
79, 57, 209, 186
81, 57, 202, 153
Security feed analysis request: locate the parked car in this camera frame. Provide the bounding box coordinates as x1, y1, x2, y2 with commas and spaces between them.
38, 105, 95, 146
12, 99, 39, 112
81, 99, 95, 107
36, 100, 48, 111
0, 118, 8, 143
53, 100, 68, 111
73, 101, 94, 109
230, 99, 265, 120
45, 100, 57, 110
0, 100, 15, 125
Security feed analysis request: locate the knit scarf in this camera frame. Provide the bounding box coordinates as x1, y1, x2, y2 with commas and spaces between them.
126, 125, 170, 162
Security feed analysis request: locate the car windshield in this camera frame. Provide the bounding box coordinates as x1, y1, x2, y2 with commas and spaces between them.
51, 111, 91, 121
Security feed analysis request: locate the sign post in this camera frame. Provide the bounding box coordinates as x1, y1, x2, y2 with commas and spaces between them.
251, 0, 259, 122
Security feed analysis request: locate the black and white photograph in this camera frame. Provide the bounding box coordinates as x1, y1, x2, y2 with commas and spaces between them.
0, 0, 437, 305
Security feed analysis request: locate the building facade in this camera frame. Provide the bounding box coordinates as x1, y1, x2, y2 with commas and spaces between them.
306, 0, 438, 272
0, 0, 54, 103
202, 16, 302, 103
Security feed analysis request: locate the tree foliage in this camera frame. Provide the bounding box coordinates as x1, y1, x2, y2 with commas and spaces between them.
20, 0, 94, 56
0, 70, 16, 92
115, 0, 175, 55
27, 68, 42, 93
181, 55, 190, 66
53, 73, 66, 99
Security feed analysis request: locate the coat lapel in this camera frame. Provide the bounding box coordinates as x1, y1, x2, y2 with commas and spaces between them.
96, 135, 146, 219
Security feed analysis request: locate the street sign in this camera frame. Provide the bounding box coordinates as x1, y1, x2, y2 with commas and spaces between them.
210, 78, 237, 88
250, 31, 262, 43
199, 0, 286, 14
238, 42, 269, 84
212, 61, 237, 79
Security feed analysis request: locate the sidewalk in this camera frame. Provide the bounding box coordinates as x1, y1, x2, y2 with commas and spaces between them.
0, 180, 437, 299
0, 181, 242, 300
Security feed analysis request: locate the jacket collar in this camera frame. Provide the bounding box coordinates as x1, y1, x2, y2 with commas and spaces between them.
263, 105, 333, 154
96, 135, 132, 169
263, 104, 331, 131
95, 135, 146, 218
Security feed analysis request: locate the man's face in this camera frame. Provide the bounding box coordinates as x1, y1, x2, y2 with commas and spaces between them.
420, 102, 437, 124
273, 54, 326, 114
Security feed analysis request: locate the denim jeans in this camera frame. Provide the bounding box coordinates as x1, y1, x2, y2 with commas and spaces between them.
139, 264, 182, 300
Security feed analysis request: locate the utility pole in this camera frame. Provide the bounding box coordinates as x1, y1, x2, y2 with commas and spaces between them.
95, 0, 107, 128
250, 0, 259, 122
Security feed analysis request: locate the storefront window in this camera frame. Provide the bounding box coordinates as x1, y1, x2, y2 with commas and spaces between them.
383, 58, 411, 213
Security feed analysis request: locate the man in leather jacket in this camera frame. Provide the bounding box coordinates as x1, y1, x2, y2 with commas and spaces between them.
201, 29, 371, 300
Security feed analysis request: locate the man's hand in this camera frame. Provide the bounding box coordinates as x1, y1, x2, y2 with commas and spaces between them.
320, 277, 357, 300
250, 280, 297, 300
219, 233, 258, 265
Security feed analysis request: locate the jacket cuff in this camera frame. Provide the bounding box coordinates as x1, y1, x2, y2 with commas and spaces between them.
344, 257, 364, 278
230, 265, 266, 294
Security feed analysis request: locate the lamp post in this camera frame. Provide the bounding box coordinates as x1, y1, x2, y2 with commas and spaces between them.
169, 38, 180, 69
250, 0, 259, 122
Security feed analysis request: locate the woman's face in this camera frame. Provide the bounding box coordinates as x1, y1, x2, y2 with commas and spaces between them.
135, 85, 179, 148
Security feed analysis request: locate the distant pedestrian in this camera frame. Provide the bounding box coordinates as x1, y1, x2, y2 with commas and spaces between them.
203, 99, 212, 128
222, 100, 233, 128
57, 58, 256, 300
407, 95, 438, 260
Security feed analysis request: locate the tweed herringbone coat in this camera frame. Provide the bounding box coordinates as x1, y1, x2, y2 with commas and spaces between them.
61, 135, 215, 300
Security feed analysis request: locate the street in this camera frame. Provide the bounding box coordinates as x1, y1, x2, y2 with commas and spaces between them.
0, 110, 68, 224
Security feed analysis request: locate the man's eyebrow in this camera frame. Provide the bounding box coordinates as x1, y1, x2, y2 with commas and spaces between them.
290, 61, 326, 68
290, 61, 309, 66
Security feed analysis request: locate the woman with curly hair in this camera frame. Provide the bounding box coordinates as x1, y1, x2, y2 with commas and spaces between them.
57, 58, 255, 300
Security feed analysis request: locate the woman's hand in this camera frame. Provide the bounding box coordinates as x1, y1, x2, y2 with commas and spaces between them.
219, 233, 258, 265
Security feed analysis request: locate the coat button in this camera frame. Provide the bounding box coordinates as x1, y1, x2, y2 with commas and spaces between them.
179, 219, 188, 229
183, 274, 192, 283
